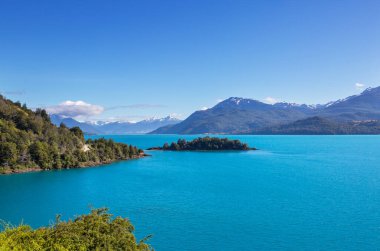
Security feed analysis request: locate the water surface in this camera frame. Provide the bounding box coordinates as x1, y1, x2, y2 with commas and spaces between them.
0, 135, 379, 250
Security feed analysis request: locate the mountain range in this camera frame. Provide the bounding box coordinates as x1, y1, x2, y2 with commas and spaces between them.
151, 87, 380, 134
50, 115, 181, 134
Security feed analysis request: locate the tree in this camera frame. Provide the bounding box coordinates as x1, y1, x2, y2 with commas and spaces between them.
70, 126, 84, 140
0, 142, 18, 166
177, 139, 186, 147
0, 208, 152, 250
129, 145, 136, 158
170, 142, 180, 150
122, 144, 129, 158
35, 108, 50, 121
29, 142, 50, 169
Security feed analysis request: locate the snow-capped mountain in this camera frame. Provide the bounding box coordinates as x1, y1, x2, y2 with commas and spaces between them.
152, 86, 380, 134
50, 115, 182, 134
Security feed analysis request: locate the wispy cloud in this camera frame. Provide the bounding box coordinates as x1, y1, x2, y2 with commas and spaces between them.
46, 101, 104, 118
92, 115, 150, 123
355, 83, 365, 91
263, 97, 278, 104
87, 113, 183, 123
0, 90, 26, 96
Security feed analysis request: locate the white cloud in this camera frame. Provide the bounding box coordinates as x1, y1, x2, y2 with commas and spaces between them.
263, 97, 278, 104
200, 107, 208, 111
355, 83, 365, 91
46, 100, 104, 118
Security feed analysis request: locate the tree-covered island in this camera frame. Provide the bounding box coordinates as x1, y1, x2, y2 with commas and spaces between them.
0, 95, 146, 174
147, 136, 256, 151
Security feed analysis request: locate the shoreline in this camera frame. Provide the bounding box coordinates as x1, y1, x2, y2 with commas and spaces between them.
0, 153, 150, 175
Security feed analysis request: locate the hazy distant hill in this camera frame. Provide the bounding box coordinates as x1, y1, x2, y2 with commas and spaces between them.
321, 87, 380, 121
151, 87, 380, 134
51, 115, 181, 134
50, 115, 102, 134
151, 98, 315, 134
253, 116, 380, 135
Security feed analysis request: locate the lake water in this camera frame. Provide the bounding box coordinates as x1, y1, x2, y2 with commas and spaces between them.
1, 135, 380, 250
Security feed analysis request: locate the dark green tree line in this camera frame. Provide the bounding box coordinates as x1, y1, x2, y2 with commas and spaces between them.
151, 136, 253, 151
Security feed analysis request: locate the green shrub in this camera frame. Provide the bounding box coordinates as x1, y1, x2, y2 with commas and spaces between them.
0, 208, 152, 251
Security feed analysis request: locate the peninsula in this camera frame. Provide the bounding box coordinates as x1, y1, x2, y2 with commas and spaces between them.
147, 137, 256, 151
0, 95, 146, 174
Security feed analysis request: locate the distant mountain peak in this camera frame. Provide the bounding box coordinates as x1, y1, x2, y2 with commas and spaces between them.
361, 86, 380, 94
324, 95, 357, 108
363, 87, 373, 93
151, 85, 380, 134
50, 115, 182, 134
86, 120, 115, 126
272, 102, 315, 108
217, 97, 263, 108
228, 97, 244, 104
162, 115, 181, 120
141, 115, 181, 122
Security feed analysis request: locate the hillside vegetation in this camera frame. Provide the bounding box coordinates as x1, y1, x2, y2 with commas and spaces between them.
0, 95, 143, 173
0, 208, 152, 250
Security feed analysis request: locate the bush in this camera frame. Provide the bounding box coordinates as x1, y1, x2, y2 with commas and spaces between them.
0, 208, 152, 250
0, 142, 18, 166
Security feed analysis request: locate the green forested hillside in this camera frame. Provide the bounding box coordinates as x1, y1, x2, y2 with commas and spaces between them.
0, 95, 144, 173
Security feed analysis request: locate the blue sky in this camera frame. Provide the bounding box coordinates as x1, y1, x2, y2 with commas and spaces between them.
1, 0, 379, 121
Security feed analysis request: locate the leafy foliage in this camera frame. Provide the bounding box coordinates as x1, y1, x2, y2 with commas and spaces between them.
150, 136, 253, 151
0, 208, 152, 250
0, 95, 143, 173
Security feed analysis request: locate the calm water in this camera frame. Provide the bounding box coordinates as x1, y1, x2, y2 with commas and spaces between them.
1, 135, 380, 250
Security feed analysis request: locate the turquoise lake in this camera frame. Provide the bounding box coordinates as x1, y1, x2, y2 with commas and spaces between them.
1, 135, 380, 250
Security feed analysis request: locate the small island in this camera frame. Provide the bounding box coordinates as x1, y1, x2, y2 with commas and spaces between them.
147, 136, 256, 151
